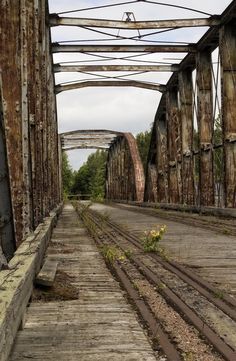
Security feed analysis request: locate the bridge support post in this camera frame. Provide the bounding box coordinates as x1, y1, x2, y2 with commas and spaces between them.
196, 50, 214, 206
220, 20, 236, 208
0, 83, 16, 262
179, 70, 195, 205
156, 98, 168, 203
167, 88, 181, 203
21, 1, 32, 237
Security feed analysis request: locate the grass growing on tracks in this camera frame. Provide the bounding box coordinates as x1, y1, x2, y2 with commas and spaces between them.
100, 245, 125, 263
142, 225, 167, 252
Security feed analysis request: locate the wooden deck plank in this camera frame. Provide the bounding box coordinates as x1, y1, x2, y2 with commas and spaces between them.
9, 204, 157, 361
35, 259, 58, 287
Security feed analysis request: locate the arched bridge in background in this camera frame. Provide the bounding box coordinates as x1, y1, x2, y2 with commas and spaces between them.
0, 1, 236, 360
60, 129, 145, 202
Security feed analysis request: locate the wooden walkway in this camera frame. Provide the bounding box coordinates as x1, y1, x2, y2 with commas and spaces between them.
91, 203, 236, 297
9, 204, 157, 361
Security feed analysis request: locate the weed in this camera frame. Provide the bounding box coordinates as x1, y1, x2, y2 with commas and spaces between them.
214, 290, 225, 299
157, 246, 170, 261
142, 225, 167, 252
155, 282, 166, 291
100, 245, 127, 263
132, 281, 139, 290
183, 351, 194, 361
100, 245, 119, 263
222, 228, 230, 235
124, 249, 132, 259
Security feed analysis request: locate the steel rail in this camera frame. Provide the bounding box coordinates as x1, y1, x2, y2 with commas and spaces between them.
106, 212, 236, 314
80, 206, 236, 361
112, 201, 236, 268
79, 208, 182, 361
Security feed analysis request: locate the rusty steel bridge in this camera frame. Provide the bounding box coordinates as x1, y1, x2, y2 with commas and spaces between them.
0, 1, 236, 360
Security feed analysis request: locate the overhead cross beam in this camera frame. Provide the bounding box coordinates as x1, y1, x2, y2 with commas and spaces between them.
56, 80, 166, 94
50, 15, 220, 29
54, 64, 180, 73
60, 129, 122, 150
63, 146, 110, 151
52, 44, 196, 53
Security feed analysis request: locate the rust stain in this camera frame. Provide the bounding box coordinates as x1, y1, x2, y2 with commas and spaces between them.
106, 133, 145, 202
0, 0, 61, 248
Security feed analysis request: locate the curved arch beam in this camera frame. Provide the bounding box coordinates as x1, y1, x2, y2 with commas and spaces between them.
63, 146, 109, 151
60, 129, 123, 150
55, 80, 166, 94
106, 133, 145, 202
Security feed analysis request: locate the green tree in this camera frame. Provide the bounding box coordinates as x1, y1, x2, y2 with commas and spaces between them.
71, 150, 108, 200
72, 164, 90, 195
136, 130, 151, 170
62, 152, 74, 196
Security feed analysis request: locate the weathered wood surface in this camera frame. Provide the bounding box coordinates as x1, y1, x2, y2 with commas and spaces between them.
91, 203, 236, 296
9, 204, 157, 361
0, 205, 62, 361
35, 259, 58, 287
0, 247, 8, 270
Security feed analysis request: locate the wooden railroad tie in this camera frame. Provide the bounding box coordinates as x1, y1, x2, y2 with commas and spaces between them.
35, 258, 58, 287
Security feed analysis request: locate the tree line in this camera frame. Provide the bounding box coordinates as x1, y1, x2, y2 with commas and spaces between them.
62, 150, 108, 200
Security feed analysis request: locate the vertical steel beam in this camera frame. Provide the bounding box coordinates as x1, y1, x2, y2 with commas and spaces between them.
220, 19, 236, 208
146, 163, 158, 202
0, 82, 16, 261
27, 0, 37, 229
0, 0, 24, 246
156, 108, 168, 202
58, 136, 63, 202
167, 88, 181, 203
118, 142, 121, 199
34, 1, 43, 226
196, 50, 214, 206
144, 123, 159, 203
179, 70, 195, 205
41, 2, 48, 218
21, 0, 31, 238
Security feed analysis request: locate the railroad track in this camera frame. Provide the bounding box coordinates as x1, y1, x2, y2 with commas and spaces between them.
111, 202, 236, 238
75, 203, 236, 361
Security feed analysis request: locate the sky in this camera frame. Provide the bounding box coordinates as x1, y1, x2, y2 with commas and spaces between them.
49, 0, 232, 170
